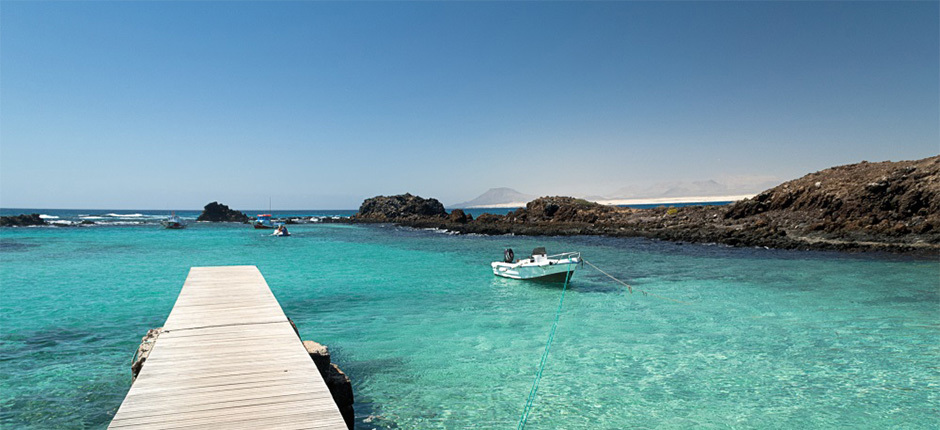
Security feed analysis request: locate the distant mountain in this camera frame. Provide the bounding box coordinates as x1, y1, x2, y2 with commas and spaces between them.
451, 188, 535, 208
608, 179, 776, 199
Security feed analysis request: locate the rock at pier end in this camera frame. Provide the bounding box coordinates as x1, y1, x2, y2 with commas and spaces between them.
303, 340, 355, 429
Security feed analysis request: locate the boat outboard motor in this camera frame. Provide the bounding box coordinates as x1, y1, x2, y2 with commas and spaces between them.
504, 248, 514, 263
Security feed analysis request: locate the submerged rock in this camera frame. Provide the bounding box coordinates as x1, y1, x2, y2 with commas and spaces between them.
196, 202, 249, 222
0, 213, 46, 227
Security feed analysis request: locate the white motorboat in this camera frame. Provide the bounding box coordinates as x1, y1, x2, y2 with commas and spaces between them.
491, 247, 581, 281
161, 213, 186, 229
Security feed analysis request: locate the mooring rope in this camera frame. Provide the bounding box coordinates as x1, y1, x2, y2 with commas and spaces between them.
582, 259, 633, 293
517, 256, 691, 429
582, 259, 691, 305
517, 260, 574, 430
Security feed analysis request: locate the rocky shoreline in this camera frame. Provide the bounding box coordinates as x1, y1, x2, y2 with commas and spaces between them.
348, 157, 940, 256
0, 213, 46, 227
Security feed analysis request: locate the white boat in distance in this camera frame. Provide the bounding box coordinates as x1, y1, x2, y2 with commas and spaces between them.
491, 247, 581, 281
161, 214, 186, 229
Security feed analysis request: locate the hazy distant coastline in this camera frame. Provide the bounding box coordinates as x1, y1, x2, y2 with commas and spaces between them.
352, 156, 940, 256
458, 194, 757, 209
449, 180, 771, 209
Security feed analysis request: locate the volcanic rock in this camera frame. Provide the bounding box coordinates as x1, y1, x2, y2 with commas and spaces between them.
196, 202, 249, 222
303, 340, 354, 429
0, 213, 46, 227
446, 208, 471, 223
353, 193, 446, 221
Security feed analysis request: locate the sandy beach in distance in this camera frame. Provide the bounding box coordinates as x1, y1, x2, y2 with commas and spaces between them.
594, 194, 757, 206
462, 194, 757, 209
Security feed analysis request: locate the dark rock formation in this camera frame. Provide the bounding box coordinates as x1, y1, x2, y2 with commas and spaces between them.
446, 208, 471, 223
342, 156, 940, 255
196, 202, 249, 222
723, 157, 940, 238
353, 193, 446, 222
325, 364, 354, 428
523, 196, 613, 223
0, 213, 46, 227
302, 340, 331, 376
304, 341, 354, 429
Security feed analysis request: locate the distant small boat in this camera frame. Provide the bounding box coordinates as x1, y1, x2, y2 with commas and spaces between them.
491, 247, 581, 281
161, 214, 186, 229
254, 214, 276, 229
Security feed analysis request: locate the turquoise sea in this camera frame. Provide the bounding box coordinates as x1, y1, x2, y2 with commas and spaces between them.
1, 211, 938, 429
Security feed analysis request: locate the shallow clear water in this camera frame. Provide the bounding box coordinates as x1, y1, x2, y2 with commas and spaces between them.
1, 221, 937, 429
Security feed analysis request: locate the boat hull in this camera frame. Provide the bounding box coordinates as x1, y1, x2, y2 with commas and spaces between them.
491, 259, 578, 281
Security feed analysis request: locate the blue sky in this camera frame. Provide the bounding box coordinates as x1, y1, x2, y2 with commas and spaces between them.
1, 1, 937, 209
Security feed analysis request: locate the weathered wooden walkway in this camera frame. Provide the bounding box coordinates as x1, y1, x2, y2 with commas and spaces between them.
109, 265, 347, 429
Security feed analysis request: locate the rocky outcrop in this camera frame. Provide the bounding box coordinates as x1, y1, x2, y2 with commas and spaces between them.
343, 157, 940, 255
522, 196, 614, 223
303, 341, 354, 429
196, 202, 249, 222
0, 213, 46, 227
446, 208, 472, 223
352, 193, 446, 222
724, 157, 940, 238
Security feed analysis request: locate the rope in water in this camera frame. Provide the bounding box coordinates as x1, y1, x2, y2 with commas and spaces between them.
582, 259, 690, 305
516, 260, 574, 430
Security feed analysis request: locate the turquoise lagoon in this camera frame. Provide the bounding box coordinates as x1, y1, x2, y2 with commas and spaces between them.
1, 218, 938, 429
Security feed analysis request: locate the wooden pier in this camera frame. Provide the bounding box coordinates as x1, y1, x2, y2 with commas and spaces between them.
109, 265, 348, 429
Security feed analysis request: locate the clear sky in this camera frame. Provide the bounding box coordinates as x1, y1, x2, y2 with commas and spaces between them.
1, 1, 937, 209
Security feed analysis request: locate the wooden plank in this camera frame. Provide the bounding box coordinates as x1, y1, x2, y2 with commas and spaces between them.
109, 266, 347, 429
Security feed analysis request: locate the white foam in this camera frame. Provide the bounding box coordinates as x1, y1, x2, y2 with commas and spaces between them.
106, 213, 145, 217
39, 214, 59, 219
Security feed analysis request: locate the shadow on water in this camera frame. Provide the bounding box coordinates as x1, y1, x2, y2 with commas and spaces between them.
0, 328, 119, 366
286, 293, 375, 315
508, 276, 623, 294
0, 240, 40, 252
